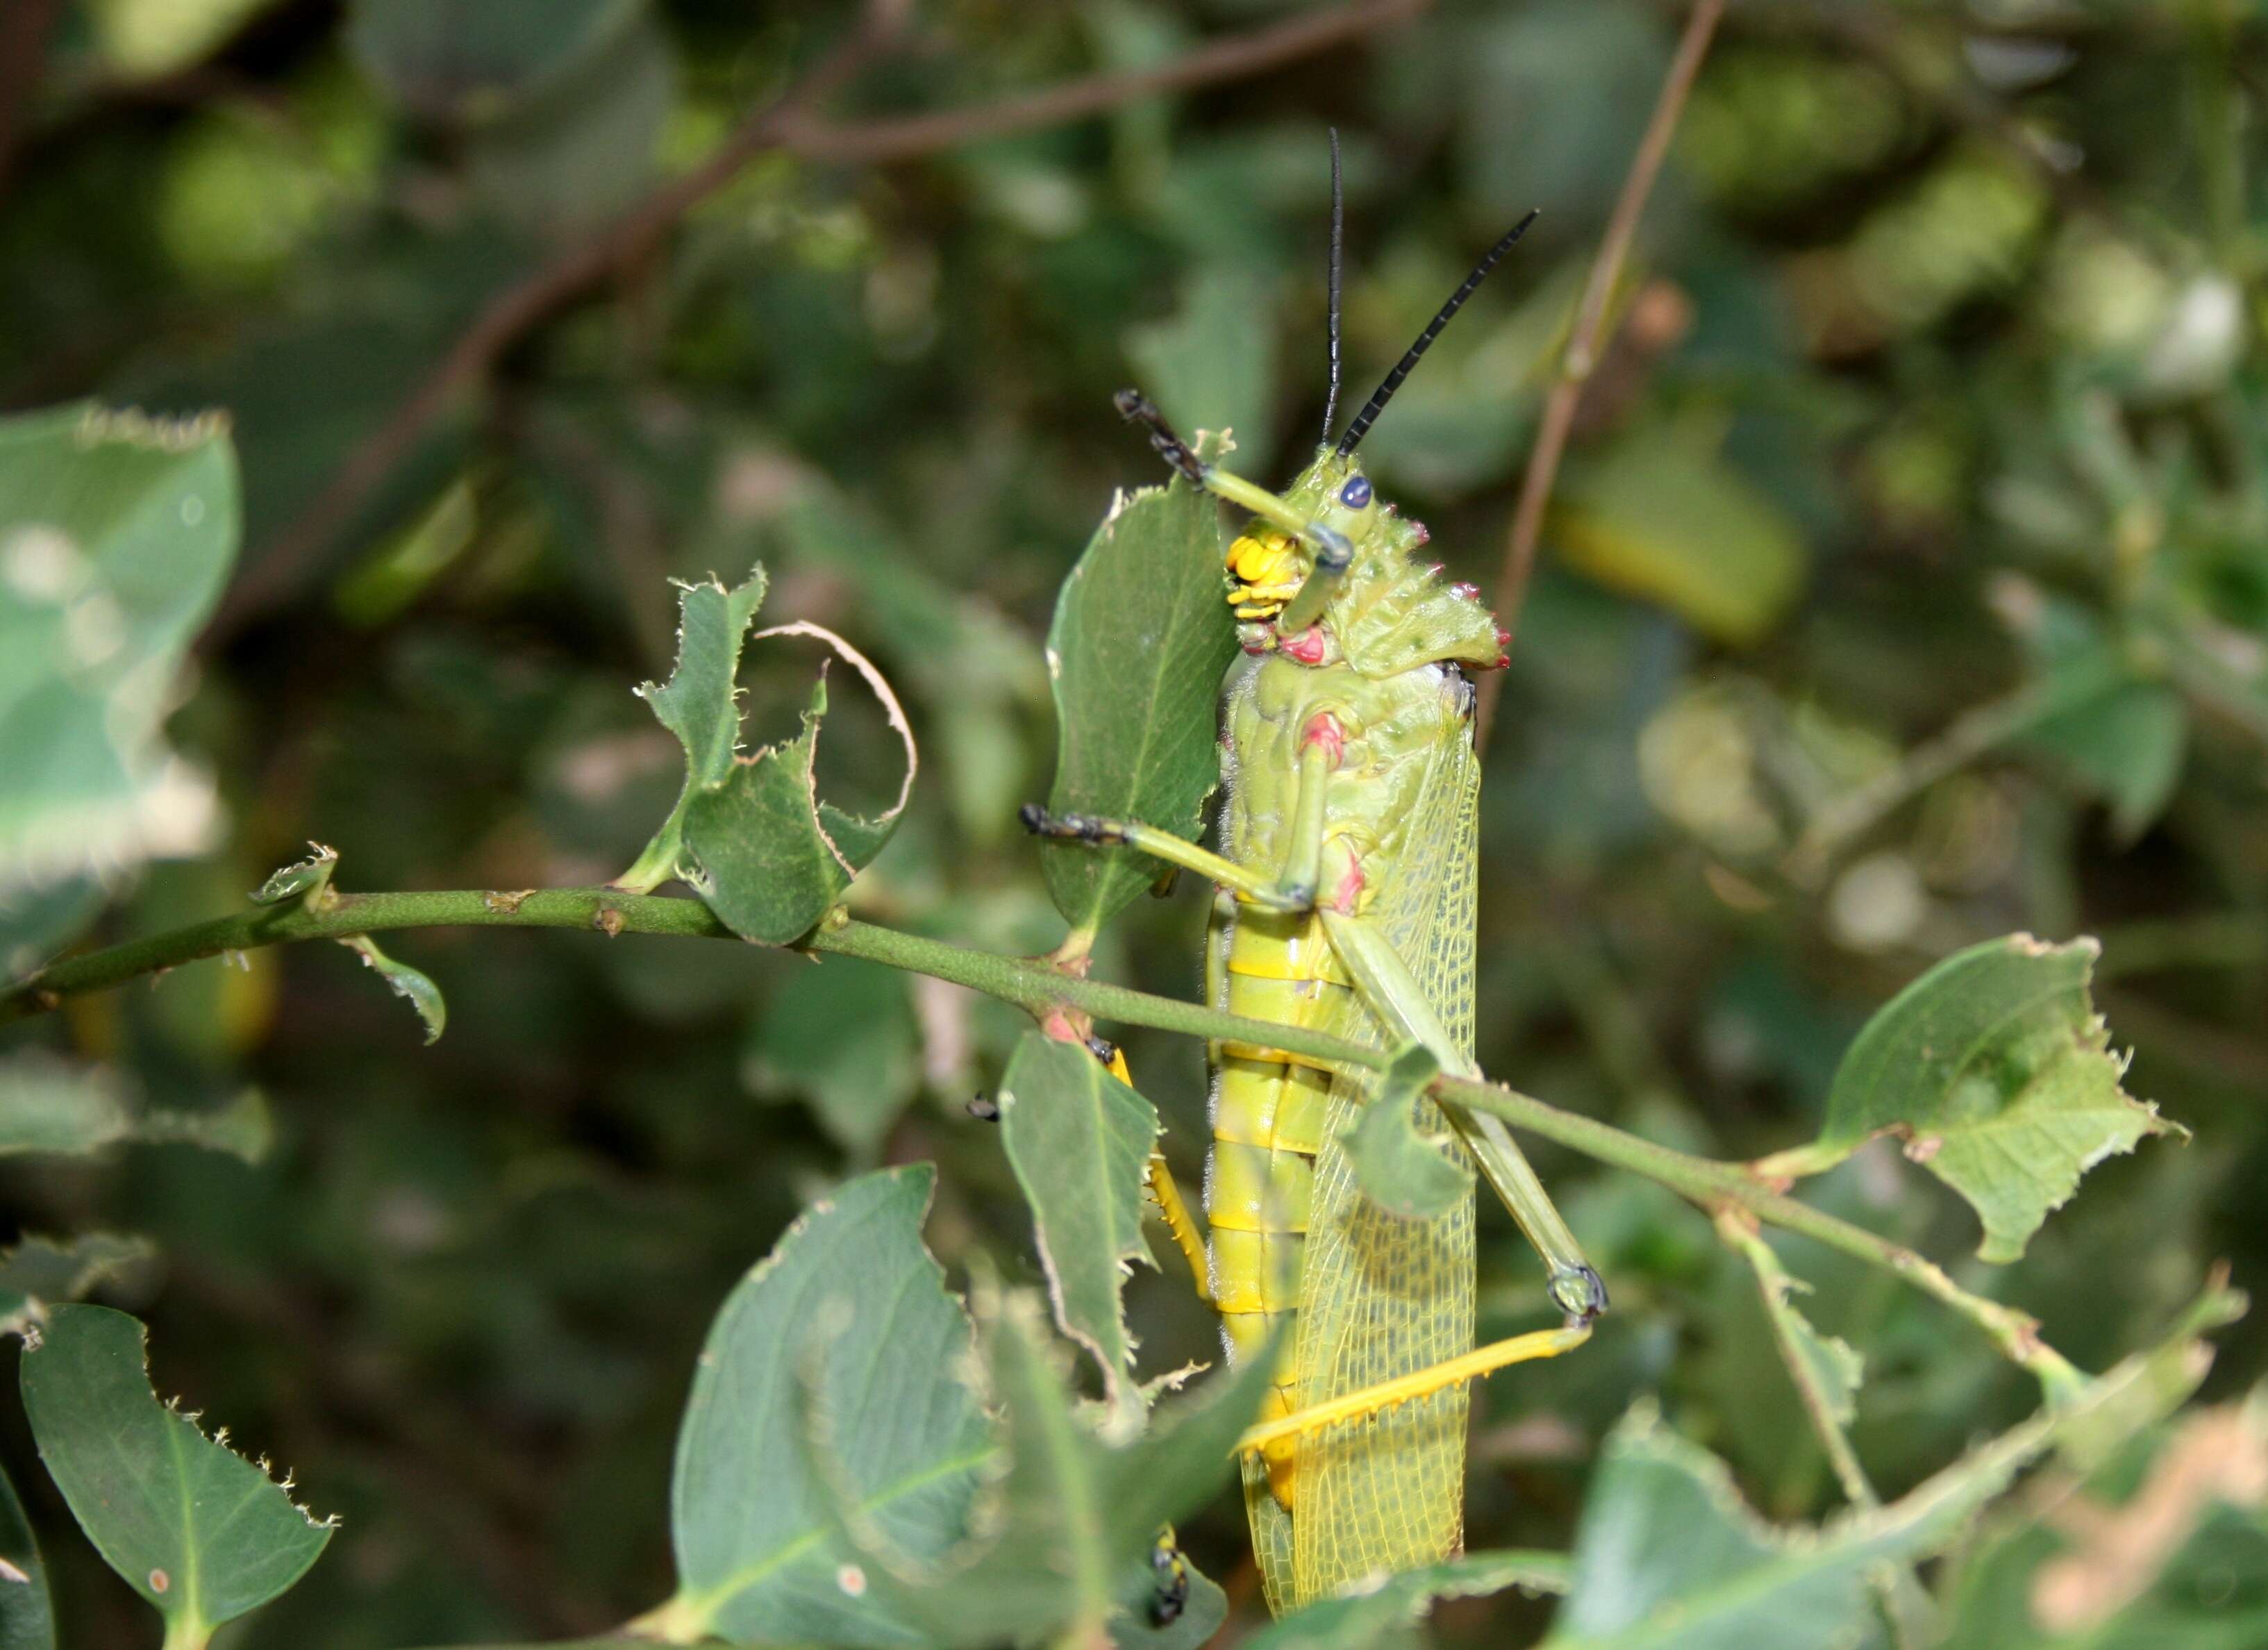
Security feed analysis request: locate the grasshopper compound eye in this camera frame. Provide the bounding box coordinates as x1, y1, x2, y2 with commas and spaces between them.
1338, 476, 1373, 510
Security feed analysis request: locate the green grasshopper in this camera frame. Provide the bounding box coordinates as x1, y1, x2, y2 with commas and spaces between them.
1026, 168, 1606, 1614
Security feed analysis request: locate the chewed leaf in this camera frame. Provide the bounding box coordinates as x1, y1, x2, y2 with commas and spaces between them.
1342, 1044, 1466, 1222
1733, 1228, 1864, 1430
0, 1232, 158, 1336
1246, 1551, 1568, 1649
0, 1053, 268, 1162
1040, 448, 1236, 946
1760, 934, 2176, 1262
680, 624, 917, 945
998, 1033, 1160, 1425
0, 1053, 132, 1155
615, 563, 771, 892
19, 1305, 333, 1642
249, 842, 337, 908
339, 935, 446, 1044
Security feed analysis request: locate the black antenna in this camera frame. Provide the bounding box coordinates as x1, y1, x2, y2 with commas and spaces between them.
1322, 129, 1344, 444
1333, 208, 1540, 459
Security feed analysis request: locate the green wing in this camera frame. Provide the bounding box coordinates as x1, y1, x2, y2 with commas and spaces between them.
1285, 728, 1481, 1606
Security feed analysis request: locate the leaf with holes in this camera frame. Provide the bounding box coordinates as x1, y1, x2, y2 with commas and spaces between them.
19, 1306, 332, 1646
999, 1033, 1160, 1425
1758, 935, 2176, 1263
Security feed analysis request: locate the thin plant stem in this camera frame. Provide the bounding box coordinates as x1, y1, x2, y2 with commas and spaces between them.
1717, 1212, 1937, 1648
1474, 0, 1724, 749
2, 886, 2083, 1399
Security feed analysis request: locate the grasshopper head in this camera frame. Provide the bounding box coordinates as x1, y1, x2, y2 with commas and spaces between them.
1228, 450, 1506, 676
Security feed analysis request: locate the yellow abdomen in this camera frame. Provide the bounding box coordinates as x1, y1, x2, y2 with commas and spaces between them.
1209, 901, 1351, 1505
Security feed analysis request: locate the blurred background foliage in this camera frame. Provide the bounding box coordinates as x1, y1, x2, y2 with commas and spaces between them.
3, 0, 2268, 1643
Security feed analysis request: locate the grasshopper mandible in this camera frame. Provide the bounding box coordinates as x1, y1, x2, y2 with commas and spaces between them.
1025, 160, 1607, 1614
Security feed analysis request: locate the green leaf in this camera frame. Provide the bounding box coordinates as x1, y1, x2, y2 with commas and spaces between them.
248, 842, 337, 908
0, 878, 106, 983
0, 404, 239, 894
0, 1233, 159, 1335
1125, 265, 1280, 478
1340, 1044, 1467, 1222
618, 564, 772, 891
999, 1033, 1160, 1424
0, 1453, 56, 1650
821, 1282, 1273, 1649
19, 1305, 333, 1643
1248, 1551, 1570, 1650
1040, 461, 1237, 944
651, 1165, 994, 1647
339, 935, 447, 1045
1736, 1231, 1864, 1430
742, 956, 919, 1158
627, 575, 917, 943
1543, 1289, 2239, 1649
0, 1054, 269, 1162
0, 1054, 131, 1154
2026, 677, 2189, 844
1761, 935, 2176, 1262
1553, 415, 1808, 647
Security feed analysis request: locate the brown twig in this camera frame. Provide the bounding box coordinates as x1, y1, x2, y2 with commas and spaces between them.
215, 0, 1431, 633
1474, 0, 1724, 750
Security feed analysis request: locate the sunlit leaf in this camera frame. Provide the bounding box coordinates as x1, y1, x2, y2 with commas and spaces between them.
1553, 415, 1807, 647
650, 1166, 993, 1647
1760, 935, 2176, 1262
0, 404, 237, 894
1040, 460, 1237, 945
19, 1306, 333, 1643
1341, 1044, 1467, 1222
1248, 1551, 1569, 1649
999, 1033, 1160, 1423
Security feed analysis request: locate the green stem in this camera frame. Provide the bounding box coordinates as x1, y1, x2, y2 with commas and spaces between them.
1, 890, 2083, 1397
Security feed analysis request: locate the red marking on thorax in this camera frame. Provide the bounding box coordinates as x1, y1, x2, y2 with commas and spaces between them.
1331, 856, 1366, 915
1301, 710, 1346, 766
1283, 626, 1327, 665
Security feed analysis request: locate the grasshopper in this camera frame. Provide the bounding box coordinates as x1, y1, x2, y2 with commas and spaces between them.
1026, 169, 1607, 1614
